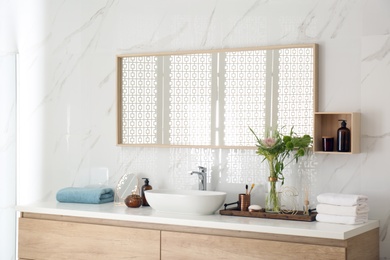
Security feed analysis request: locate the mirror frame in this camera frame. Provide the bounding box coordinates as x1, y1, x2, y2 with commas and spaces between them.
116, 44, 318, 149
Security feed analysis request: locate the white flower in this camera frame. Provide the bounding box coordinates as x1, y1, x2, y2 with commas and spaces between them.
261, 137, 276, 148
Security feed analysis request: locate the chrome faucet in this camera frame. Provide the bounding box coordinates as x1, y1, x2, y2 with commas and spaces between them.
190, 166, 207, 191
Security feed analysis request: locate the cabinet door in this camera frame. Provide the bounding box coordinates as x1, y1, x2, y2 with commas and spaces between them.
161, 231, 346, 260
19, 218, 160, 260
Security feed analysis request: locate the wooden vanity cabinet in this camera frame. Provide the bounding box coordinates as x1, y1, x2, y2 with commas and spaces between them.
18, 213, 379, 260
18, 215, 160, 260
161, 231, 347, 260
161, 229, 378, 260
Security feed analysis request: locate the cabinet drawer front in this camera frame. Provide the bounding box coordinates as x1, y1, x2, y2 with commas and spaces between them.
161, 231, 345, 260
19, 218, 160, 260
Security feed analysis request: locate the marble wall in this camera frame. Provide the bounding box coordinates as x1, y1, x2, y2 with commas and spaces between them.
3, 0, 390, 258
0, 53, 17, 260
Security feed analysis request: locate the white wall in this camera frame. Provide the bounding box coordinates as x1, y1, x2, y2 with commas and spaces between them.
0, 53, 17, 260
0, 2, 18, 259
6, 0, 390, 258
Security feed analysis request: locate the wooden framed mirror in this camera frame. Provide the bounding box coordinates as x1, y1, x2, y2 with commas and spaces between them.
117, 44, 318, 148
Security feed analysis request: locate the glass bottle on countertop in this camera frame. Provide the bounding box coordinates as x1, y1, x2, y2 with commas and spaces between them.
125, 186, 142, 208
141, 178, 152, 206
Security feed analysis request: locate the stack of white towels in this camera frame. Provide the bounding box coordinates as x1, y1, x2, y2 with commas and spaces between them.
316, 193, 369, 225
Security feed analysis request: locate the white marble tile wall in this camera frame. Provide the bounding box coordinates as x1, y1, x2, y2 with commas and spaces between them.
4, 0, 390, 258
0, 53, 17, 260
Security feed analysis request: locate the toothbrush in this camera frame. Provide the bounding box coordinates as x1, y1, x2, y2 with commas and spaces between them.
248, 184, 255, 195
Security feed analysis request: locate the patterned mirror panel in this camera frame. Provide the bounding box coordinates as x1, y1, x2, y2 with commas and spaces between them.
117, 44, 318, 148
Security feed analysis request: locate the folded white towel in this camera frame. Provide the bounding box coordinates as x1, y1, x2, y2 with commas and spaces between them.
316, 213, 368, 225
317, 193, 368, 206
316, 203, 369, 216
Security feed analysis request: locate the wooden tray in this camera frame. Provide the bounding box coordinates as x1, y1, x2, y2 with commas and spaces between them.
219, 208, 317, 222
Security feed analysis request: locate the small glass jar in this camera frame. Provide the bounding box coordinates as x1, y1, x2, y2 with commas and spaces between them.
322, 136, 334, 152
125, 194, 142, 208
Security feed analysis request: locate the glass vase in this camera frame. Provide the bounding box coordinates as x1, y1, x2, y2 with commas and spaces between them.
265, 177, 281, 213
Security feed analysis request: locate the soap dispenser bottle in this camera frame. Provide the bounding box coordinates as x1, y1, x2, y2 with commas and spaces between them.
337, 120, 350, 152
141, 178, 152, 206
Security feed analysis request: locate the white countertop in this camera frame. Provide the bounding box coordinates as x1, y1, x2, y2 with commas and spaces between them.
16, 201, 379, 240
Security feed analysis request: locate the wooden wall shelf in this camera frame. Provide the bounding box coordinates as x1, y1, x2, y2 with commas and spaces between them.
314, 112, 361, 154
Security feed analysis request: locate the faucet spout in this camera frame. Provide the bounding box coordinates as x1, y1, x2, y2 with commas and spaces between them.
190, 166, 207, 191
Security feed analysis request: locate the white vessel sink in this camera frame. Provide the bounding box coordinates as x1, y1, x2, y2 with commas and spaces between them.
144, 189, 227, 215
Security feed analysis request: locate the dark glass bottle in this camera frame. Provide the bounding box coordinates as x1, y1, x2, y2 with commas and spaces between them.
141, 178, 152, 206
337, 120, 350, 152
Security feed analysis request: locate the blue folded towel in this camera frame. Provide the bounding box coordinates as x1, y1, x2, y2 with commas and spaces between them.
56, 187, 114, 204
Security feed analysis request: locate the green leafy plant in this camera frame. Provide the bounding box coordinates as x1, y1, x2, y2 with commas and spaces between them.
249, 126, 312, 212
